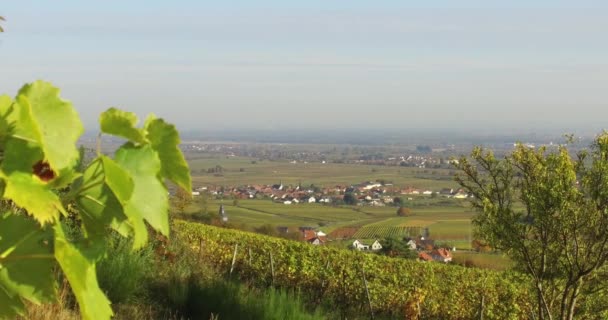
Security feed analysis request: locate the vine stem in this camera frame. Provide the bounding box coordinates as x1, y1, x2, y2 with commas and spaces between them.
0, 254, 54, 263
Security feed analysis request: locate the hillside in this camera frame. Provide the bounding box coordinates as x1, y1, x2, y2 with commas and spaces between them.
175, 220, 533, 319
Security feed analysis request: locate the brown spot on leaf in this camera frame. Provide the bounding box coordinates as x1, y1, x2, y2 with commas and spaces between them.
33, 160, 56, 182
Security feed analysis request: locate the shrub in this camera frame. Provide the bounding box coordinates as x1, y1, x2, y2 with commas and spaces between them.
97, 234, 155, 304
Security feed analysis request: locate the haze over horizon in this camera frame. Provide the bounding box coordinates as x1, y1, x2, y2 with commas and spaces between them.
1, 0, 607, 135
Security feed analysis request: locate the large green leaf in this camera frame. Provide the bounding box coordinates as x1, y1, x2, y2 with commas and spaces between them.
13, 81, 84, 173
54, 223, 113, 320
144, 116, 191, 192
99, 108, 146, 143
3, 172, 66, 224
75, 156, 133, 240
0, 95, 12, 149
0, 213, 56, 318
115, 143, 169, 246
0, 289, 24, 319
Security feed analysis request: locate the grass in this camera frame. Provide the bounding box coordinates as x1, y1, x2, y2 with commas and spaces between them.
97, 234, 155, 304
183, 197, 479, 247
182, 280, 325, 320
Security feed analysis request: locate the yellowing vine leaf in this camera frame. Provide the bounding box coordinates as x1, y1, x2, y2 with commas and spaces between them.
13, 81, 83, 173
99, 108, 146, 143
144, 116, 191, 192
75, 156, 133, 241
115, 143, 169, 245
3, 172, 66, 224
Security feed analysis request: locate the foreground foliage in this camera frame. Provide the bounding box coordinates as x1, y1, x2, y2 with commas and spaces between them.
456, 135, 608, 320
0, 81, 190, 319
176, 220, 534, 319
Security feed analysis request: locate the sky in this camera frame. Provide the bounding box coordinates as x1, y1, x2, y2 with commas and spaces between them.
1, 0, 608, 134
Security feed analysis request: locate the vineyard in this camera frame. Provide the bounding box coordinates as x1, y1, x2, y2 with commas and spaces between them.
352, 226, 422, 239
174, 220, 534, 319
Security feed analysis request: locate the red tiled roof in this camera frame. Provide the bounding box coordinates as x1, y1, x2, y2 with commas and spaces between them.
418, 252, 433, 261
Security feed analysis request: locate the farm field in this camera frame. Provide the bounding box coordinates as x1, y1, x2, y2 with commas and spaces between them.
188, 156, 458, 189
186, 197, 476, 249
185, 154, 477, 250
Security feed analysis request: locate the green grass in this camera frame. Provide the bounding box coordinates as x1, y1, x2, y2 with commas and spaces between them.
185, 198, 478, 244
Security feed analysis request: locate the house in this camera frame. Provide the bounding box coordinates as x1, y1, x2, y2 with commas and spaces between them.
404, 238, 417, 250
307, 196, 317, 203
416, 237, 435, 250
283, 200, 293, 205
352, 240, 370, 251
316, 230, 327, 237
191, 191, 201, 196
431, 248, 453, 263
439, 188, 454, 196
276, 226, 290, 234
302, 230, 317, 241
422, 190, 433, 195
418, 252, 433, 262
308, 237, 324, 245
453, 193, 468, 199
370, 240, 383, 251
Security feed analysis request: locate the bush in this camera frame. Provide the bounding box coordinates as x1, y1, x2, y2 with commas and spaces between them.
96, 234, 155, 304
396, 207, 411, 216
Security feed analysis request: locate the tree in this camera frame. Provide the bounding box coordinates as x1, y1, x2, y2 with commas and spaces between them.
455, 135, 608, 320
171, 187, 192, 215
0, 16, 5, 32
0, 81, 191, 319
343, 192, 357, 205
380, 237, 418, 259
397, 207, 411, 216
393, 196, 403, 206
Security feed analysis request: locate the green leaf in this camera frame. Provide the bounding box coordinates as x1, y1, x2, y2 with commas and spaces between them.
0, 289, 24, 319
13, 81, 84, 173
54, 223, 113, 320
75, 156, 133, 240
0, 95, 12, 148
99, 108, 146, 143
144, 116, 191, 192
0, 213, 55, 318
115, 143, 169, 246
3, 172, 66, 224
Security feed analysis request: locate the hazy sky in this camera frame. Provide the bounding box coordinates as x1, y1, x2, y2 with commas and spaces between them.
1, 1, 607, 133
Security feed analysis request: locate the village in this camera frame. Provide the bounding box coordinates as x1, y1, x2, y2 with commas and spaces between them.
193, 180, 470, 207
278, 226, 454, 263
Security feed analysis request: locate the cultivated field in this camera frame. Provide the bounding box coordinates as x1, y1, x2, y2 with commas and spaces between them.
188, 156, 458, 189
186, 153, 477, 250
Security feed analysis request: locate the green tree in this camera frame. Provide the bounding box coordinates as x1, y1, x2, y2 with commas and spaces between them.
343, 193, 357, 205
379, 237, 417, 259
455, 135, 608, 320
393, 196, 403, 206
0, 81, 190, 319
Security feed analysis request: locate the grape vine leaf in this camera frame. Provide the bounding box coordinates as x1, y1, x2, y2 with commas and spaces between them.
75, 156, 133, 242
99, 108, 146, 144
144, 116, 191, 192
14, 81, 84, 173
0, 95, 12, 148
115, 143, 169, 245
54, 223, 113, 320
0, 213, 55, 318
3, 172, 66, 224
